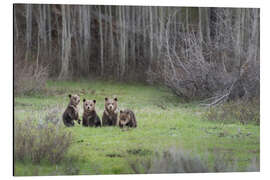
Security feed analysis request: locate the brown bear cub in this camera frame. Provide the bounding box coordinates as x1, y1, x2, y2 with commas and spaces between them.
102, 97, 118, 126
62, 94, 81, 127
119, 109, 137, 128
82, 99, 101, 127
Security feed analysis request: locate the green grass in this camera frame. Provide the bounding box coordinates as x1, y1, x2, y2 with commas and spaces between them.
14, 80, 260, 175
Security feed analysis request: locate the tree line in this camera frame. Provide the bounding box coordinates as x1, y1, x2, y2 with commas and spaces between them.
14, 4, 259, 101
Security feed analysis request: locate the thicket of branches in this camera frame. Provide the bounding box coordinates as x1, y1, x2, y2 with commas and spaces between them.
14, 4, 259, 101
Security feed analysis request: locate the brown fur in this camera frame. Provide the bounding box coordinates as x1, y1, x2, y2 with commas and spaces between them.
82, 99, 101, 127
102, 97, 118, 126
119, 109, 137, 128
62, 94, 81, 127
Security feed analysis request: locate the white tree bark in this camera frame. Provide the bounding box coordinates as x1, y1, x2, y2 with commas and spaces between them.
59, 5, 71, 79
149, 7, 153, 61
99, 6, 104, 76
109, 6, 114, 64
25, 4, 32, 61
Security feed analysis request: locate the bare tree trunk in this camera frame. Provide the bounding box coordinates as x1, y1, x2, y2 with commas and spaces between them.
141, 7, 145, 58
149, 7, 153, 70
234, 9, 242, 77
198, 7, 203, 44
59, 5, 71, 79
99, 6, 104, 76
83, 6, 91, 74
158, 7, 164, 59
54, 5, 61, 71
25, 4, 32, 62
104, 6, 108, 68
126, 6, 131, 74
173, 8, 177, 51
41, 5, 47, 50
246, 9, 259, 66
186, 8, 189, 32
131, 7, 136, 70
47, 5, 52, 56
109, 6, 114, 68
36, 29, 40, 69
14, 6, 19, 54
120, 6, 126, 78
35, 5, 43, 69
77, 6, 83, 75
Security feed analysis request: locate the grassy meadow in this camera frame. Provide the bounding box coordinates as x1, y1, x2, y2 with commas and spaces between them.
14, 80, 260, 175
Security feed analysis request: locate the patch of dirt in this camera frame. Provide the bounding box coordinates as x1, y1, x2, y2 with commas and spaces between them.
126, 149, 153, 156
106, 153, 123, 158
44, 88, 66, 96
248, 149, 259, 154
80, 89, 96, 95
15, 102, 33, 107
155, 103, 167, 110
207, 147, 234, 153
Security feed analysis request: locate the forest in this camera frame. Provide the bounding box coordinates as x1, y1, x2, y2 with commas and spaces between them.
14, 4, 260, 176
14, 4, 259, 101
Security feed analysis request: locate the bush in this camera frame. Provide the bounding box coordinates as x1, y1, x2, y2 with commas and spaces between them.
14, 62, 48, 95
148, 149, 208, 173
128, 147, 259, 173
14, 45, 48, 95
203, 98, 260, 125
14, 115, 72, 164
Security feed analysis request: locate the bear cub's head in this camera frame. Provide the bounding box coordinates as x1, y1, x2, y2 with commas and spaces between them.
83, 99, 96, 112
104, 97, 118, 113
69, 94, 80, 106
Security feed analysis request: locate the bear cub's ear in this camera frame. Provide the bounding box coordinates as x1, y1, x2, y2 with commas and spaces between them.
69, 94, 72, 98
105, 97, 108, 101
114, 97, 118, 101
120, 110, 123, 113
83, 99, 86, 102
93, 100, 96, 103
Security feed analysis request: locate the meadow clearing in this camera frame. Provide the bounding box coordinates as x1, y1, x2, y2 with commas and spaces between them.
14, 80, 260, 175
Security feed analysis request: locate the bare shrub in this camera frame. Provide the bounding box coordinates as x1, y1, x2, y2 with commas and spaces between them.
14, 45, 48, 95
14, 62, 48, 95
246, 158, 260, 172
128, 147, 259, 173
149, 8, 259, 102
203, 97, 260, 125
148, 148, 208, 173
45, 107, 62, 125
14, 116, 72, 164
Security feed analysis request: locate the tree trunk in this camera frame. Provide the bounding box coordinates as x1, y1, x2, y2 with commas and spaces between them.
109, 6, 114, 68
149, 7, 153, 70
59, 5, 71, 79
99, 6, 104, 76
25, 4, 32, 62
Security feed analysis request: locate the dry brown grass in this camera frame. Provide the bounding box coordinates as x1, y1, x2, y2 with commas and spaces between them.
203, 98, 260, 125
14, 62, 48, 95
14, 46, 48, 95
128, 147, 259, 173
14, 115, 72, 164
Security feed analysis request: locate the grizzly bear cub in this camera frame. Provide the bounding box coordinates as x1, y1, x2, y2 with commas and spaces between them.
62, 94, 81, 127
118, 109, 137, 128
82, 99, 101, 127
102, 97, 118, 126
